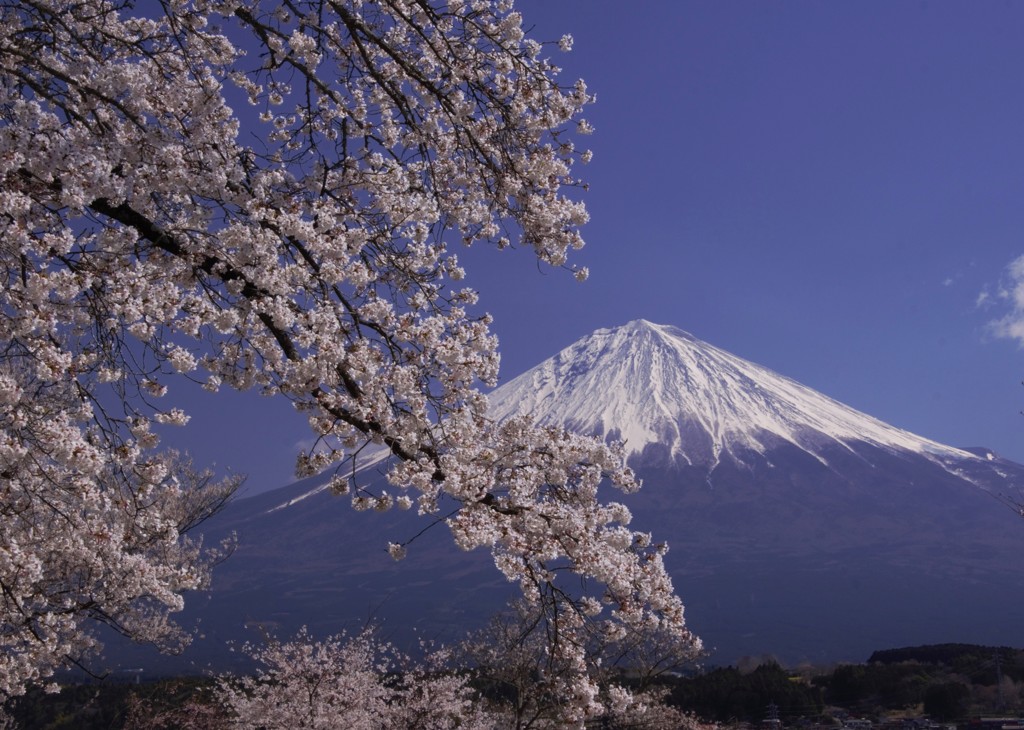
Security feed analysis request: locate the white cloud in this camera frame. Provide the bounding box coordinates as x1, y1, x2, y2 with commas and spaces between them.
985, 254, 1024, 345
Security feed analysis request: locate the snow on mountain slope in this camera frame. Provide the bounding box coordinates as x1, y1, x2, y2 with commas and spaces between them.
487, 319, 975, 470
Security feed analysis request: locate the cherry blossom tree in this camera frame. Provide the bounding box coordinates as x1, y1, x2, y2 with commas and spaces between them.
0, 439, 238, 698
460, 599, 703, 728
211, 627, 492, 729
0, 0, 698, 707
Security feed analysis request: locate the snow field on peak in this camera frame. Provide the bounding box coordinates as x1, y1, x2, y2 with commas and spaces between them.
487, 320, 975, 470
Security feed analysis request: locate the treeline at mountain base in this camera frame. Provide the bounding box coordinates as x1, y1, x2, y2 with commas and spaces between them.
5, 643, 1022, 729
670, 643, 1024, 725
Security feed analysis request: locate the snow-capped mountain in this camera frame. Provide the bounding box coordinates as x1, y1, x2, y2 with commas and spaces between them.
487, 321, 1024, 662
114, 320, 1024, 673
488, 319, 973, 471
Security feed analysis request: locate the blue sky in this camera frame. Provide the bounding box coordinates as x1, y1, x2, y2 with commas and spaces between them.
164, 1, 1024, 495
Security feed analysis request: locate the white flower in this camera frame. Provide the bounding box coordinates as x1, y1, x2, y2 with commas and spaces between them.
142, 380, 168, 397
167, 346, 196, 373
153, 408, 190, 426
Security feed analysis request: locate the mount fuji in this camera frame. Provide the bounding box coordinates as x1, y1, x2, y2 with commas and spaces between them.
487, 320, 1024, 661
128, 320, 1024, 672
489, 319, 978, 472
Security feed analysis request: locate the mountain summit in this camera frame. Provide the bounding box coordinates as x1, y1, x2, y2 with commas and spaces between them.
489, 319, 972, 471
